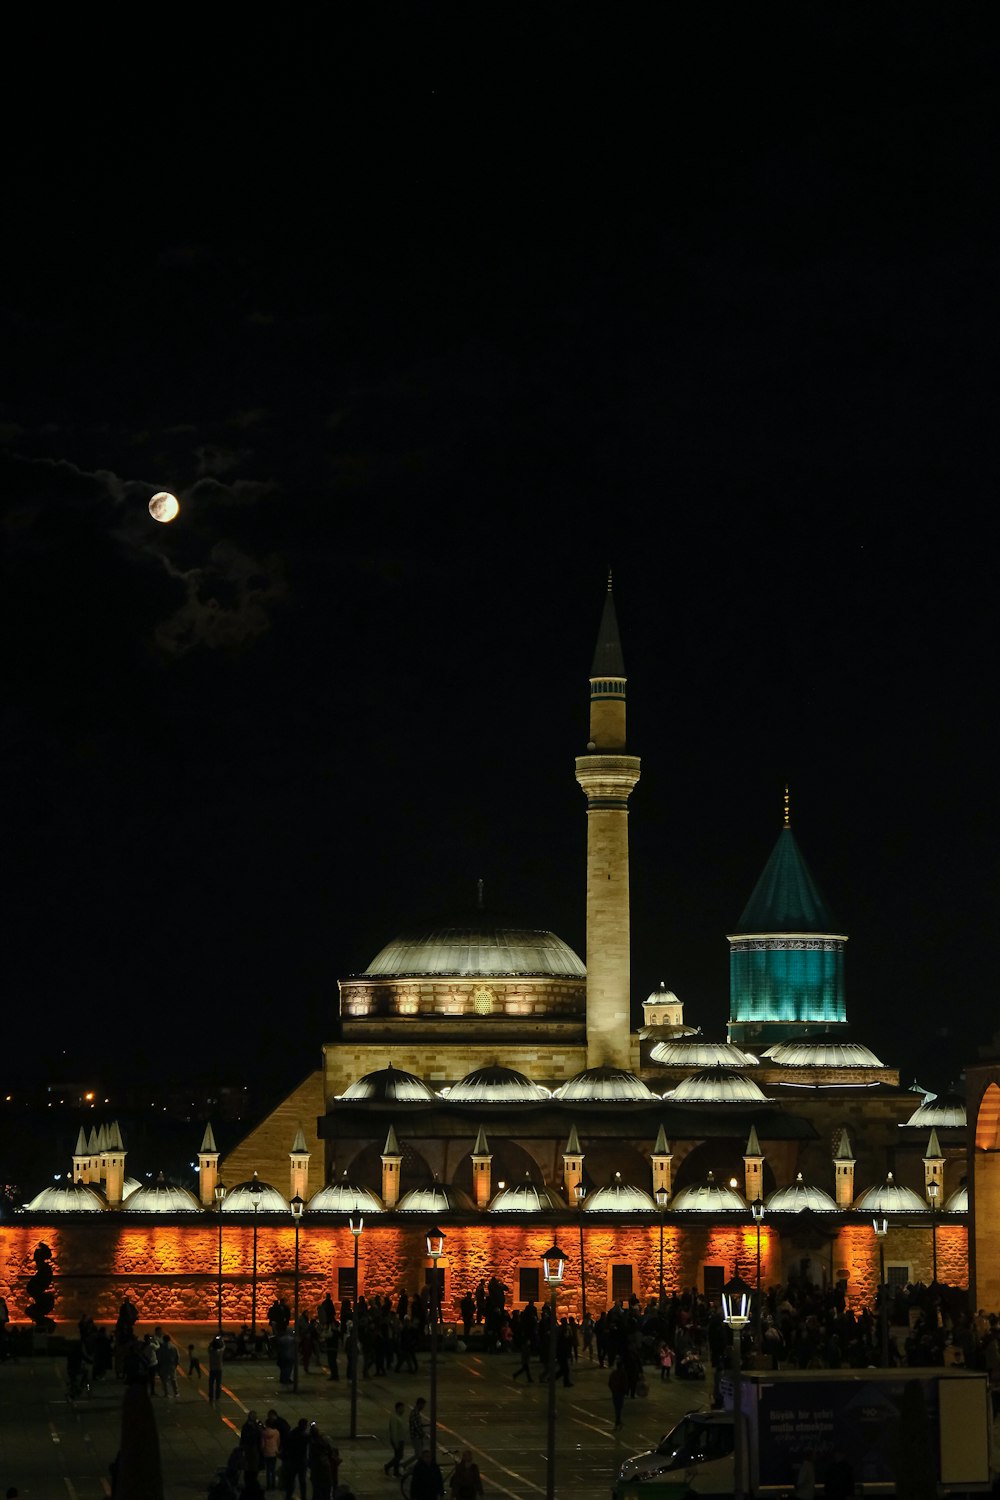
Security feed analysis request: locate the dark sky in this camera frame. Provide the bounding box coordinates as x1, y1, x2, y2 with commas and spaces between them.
3, 11, 997, 1097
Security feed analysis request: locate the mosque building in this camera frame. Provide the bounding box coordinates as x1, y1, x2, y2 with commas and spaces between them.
4, 583, 995, 1323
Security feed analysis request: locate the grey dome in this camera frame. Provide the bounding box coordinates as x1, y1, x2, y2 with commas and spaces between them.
763, 1041, 886, 1068
121, 1177, 143, 1200
395, 1182, 475, 1214
361, 925, 585, 979
446, 1066, 551, 1103
765, 1173, 838, 1213
123, 1175, 202, 1214
943, 1184, 968, 1211
672, 1172, 747, 1213
650, 1039, 759, 1067
221, 1178, 290, 1213
854, 1172, 926, 1213
340, 1066, 435, 1103
666, 1067, 769, 1104
582, 1172, 657, 1212
25, 1180, 105, 1213
554, 1066, 656, 1102
307, 1178, 384, 1214
489, 1175, 566, 1213
902, 1093, 967, 1129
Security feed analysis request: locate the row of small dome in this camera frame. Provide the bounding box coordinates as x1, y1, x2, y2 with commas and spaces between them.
336, 1063, 967, 1126
26, 1167, 967, 1217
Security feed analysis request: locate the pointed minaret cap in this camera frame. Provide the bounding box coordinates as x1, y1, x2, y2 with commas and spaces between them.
834, 1127, 855, 1161
652, 1124, 671, 1156
74, 1127, 88, 1156
290, 1127, 309, 1154
381, 1124, 402, 1158
472, 1125, 491, 1157
108, 1121, 125, 1152
87, 1126, 99, 1153
563, 1124, 583, 1156
924, 1128, 943, 1160
96, 1122, 109, 1152
200, 1122, 218, 1154
590, 574, 626, 678
744, 1124, 763, 1157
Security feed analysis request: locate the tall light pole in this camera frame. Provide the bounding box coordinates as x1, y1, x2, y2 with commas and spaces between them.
927, 1181, 939, 1285
751, 1198, 765, 1351
655, 1187, 669, 1307
426, 1224, 446, 1462
249, 1172, 263, 1347
349, 1214, 363, 1439
542, 1242, 567, 1500
290, 1193, 304, 1393
722, 1273, 753, 1500
575, 1183, 588, 1322
872, 1216, 889, 1366
214, 1180, 227, 1333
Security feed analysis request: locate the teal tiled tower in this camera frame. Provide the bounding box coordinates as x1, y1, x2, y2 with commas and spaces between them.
727, 791, 847, 1047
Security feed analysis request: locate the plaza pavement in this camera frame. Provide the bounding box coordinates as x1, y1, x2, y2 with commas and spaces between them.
0, 1323, 707, 1498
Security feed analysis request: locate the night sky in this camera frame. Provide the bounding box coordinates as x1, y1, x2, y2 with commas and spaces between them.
3, 12, 997, 1101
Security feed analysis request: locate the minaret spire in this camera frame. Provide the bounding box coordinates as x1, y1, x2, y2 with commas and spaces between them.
576, 577, 641, 1069
783, 784, 790, 828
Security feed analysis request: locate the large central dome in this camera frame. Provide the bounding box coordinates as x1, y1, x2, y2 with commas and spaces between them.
361, 924, 585, 979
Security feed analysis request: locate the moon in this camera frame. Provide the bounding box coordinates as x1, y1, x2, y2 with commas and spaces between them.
148, 491, 180, 524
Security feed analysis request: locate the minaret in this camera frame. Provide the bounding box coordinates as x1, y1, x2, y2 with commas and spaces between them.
86, 1126, 99, 1185
650, 1124, 673, 1199
833, 1126, 856, 1208
923, 1128, 945, 1205
95, 1122, 109, 1186
198, 1122, 220, 1208
562, 1124, 585, 1204
381, 1124, 403, 1208
104, 1121, 126, 1208
743, 1124, 765, 1204
290, 1127, 311, 1203
73, 1127, 89, 1185
576, 576, 641, 1069
471, 1125, 493, 1209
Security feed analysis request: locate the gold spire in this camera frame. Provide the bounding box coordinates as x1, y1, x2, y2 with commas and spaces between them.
783, 784, 790, 828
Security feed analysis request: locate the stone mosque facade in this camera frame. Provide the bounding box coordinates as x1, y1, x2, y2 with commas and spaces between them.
5, 585, 998, 1322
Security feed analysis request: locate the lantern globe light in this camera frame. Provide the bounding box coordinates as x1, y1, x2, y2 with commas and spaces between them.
426, 1224, 446, 1258
576, 1183, 588, 1205
214, 1180, 227, 1206
148, 491, 180, 523
722, 1272, 754, 1328
751, 1197, 765, 1223
927, 1181, 940, 1202
349, 1213, 364, 1238
872, 1215, 889, 1237
541, 1242, 568, 1286
290, 1193, 304, 1222
655, 1186, 670, 1209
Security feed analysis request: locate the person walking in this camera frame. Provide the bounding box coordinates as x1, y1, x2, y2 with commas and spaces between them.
157, 1333, 179, 1396
407, 1396, 429, 1465
282, 1417, 309, 1500
260, 1419, 281, 1491
384, 1400, 407, 1477
449, 1449, 484, 1499
410, 1447, 445, 1500
208, 1333, 225, 1403
512, 1326, 533, 1382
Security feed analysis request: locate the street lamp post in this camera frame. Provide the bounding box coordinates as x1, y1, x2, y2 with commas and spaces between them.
348, 1214, 363, 1439
872, 1216, 889, 1366
214, 1181, 227, 1333
927, 1181, 939, 1285
751, 1198, 766, 1351
426, 1224, 446, 1462
655, 1187, 669, 1308
722, 1273, 753, 1500
248, 1173, 263, 1349
290, 1194, 304, 1393
542, 1242, 567, 1500
575, 1183, 588, 1322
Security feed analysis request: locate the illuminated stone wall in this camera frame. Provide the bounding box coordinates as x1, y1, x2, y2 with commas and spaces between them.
323, 1043, 589, 1101
3, 1219, 966, 1327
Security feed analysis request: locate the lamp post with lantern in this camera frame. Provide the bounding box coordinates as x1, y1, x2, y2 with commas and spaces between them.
248, 1173, 263, 1347
574, 1183, 588, 1321
872, 1216, 889, 1366
722, 1272, 753, 1500
290, 1193, 304, 1393
426, 1224, 446, 1461
348, 1214, 363, 1438
542, 1242, 567, 1500
214, 1180, 227, 1333
751, 1198, 766, 1350
655, 1186, 669, 1307
927, 1181, 939, 1284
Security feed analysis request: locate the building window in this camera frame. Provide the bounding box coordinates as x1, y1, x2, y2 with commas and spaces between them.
703, 1265, 725, 1301
338, 1267, 357, 1300
519, 1267, 540, 1303
887, 1263, 911, 1291
473, 987, 495, 1016
611, 1264, 633, 1303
